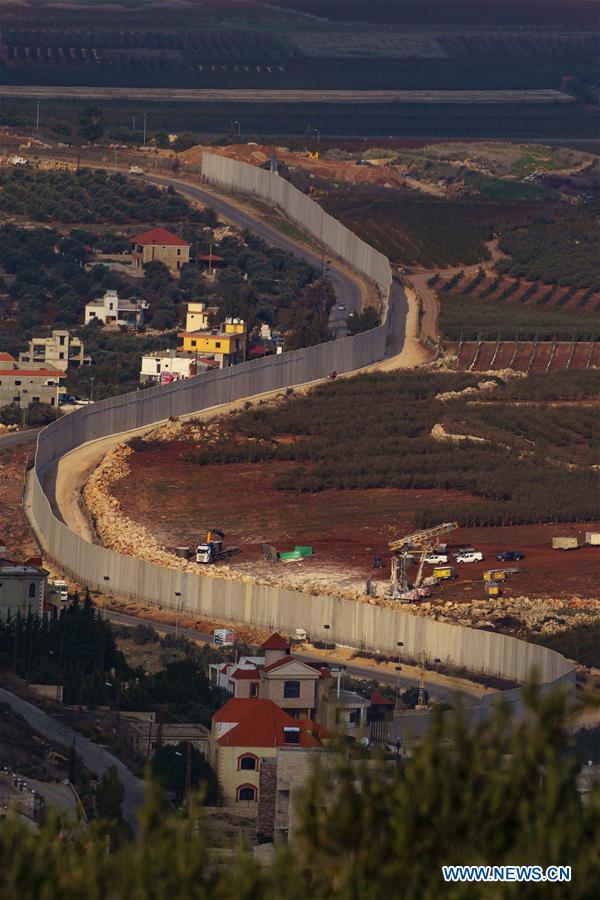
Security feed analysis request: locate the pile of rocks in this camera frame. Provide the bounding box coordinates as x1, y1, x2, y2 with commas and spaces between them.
430, 423, 488, 444
402, 593, 600, 636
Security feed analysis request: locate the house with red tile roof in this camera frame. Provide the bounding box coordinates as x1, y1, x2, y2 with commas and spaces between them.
209, 697, 327, 806
131, 227, 190, 274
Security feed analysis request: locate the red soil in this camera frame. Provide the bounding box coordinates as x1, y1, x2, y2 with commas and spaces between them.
111, 446, 600, 601
448, 341, 598, 373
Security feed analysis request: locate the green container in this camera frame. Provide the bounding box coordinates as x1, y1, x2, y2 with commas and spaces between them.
295, 546, 313, 557
279, 550, 303, 561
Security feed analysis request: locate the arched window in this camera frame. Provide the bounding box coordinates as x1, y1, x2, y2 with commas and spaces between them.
239, 754, 258, 771
283, 680, 300, 699
237, 785, 256, 802
28, 583, 36, 599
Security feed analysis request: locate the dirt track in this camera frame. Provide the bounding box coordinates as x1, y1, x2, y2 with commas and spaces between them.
0, 86, 574, 104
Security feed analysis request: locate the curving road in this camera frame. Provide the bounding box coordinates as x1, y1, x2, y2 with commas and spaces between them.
106, 610, 487, 708
0, 686, 144, 832
144, 173, 362, 339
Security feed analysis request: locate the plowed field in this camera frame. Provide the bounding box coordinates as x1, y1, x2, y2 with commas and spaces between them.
111, 446, 600, 601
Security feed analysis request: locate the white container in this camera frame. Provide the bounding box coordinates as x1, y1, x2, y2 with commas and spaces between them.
552, 537, 578, 550
585, 532, 600, 546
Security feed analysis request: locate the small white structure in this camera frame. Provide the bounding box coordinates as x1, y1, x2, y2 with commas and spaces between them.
140, 351, 206, 384
585, 532, 600, 546
84, 290, 148, 328
0, 558, 47, 621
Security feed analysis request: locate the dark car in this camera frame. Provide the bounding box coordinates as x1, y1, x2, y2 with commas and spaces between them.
497, 550, 525, 562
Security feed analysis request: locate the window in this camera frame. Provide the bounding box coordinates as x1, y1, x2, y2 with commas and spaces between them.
283, 680, 300, 699
15, 380, 21, 386
237, 785, 256, 802
283, 727, 300, 745
28, 583, 36, 598
191, 340, 197, 348
215, 342, 221, 349
59, 352, 65, 360
59, 335, 66, 345
239, 755, 257, 771
32, 397, 40, 404
348, 709, 361, 726
250, 682, 259, 698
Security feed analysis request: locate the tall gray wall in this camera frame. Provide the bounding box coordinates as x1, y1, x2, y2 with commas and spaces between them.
29, 158, 574, 713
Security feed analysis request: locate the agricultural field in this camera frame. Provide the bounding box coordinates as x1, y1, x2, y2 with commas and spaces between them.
450, 341, 600, 374
109, 369, 600, 603
262, 1, 597, 28
0, 167, 196, 224
0, 0, 598, 142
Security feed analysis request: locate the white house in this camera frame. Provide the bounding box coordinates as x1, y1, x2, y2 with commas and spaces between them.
84, 290, 148, 329
139, 351, 208, 384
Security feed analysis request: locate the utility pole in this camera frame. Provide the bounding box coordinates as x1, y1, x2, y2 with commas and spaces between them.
89, 376, 95, 402
174, 591, 181, 637
36, 100, 40, 132
185, 740, 192, 815
102, 575, 110, 621
143, 113, 147, 147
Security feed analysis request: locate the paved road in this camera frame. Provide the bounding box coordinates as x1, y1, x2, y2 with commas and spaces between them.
145, 173, 362, 338
0, 686, 144, 832
106, 609, 480, 707
0, 428, 41, 449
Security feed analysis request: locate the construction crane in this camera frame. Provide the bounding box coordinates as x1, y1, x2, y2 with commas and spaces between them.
387, 522, 459, 599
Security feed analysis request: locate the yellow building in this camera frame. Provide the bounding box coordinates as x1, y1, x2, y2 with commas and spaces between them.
210, 698, 324, 807
178, 317, 247, 368
185, 302, 219, 333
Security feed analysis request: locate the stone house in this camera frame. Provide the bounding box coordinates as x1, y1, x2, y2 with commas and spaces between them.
19, 330, 90, 370
131, 227, 190, 274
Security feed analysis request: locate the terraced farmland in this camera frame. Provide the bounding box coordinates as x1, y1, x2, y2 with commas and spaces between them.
450, 340, 600, 373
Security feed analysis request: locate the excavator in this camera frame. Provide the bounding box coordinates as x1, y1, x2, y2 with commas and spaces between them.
386, 522, 459, 600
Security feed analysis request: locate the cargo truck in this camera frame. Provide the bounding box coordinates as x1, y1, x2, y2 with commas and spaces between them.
195, 540, 240, 564
433, 566, 457, 581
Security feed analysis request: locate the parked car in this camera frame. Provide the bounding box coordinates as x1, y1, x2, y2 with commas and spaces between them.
497, 550, 525, 562
424, 553, 449, 565
452, 547, 475, 559
455, 551, 484, 564
337, 304, 346, 311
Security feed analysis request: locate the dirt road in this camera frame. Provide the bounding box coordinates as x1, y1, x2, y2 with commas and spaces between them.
0, 86, 574, 104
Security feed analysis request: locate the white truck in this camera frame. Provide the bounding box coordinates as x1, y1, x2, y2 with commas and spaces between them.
51, 580, 68, 601
195, 540, 240, 565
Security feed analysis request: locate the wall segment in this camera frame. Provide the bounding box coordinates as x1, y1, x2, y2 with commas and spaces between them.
28, 156, 574, 713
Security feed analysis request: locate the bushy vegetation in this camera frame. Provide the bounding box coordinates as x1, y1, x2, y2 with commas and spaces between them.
323, 187, 578, 268
496, 206, 600, 290
177, 371, 600, 527
0, 594, 125, 706
0, 168, 197, 224
533, 622, 600, 669
0, 692, 598, 897
439, 292, 600, 341
121, 658, 230, 729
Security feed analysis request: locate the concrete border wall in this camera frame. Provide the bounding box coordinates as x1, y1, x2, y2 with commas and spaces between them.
29, 159, 574, 717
